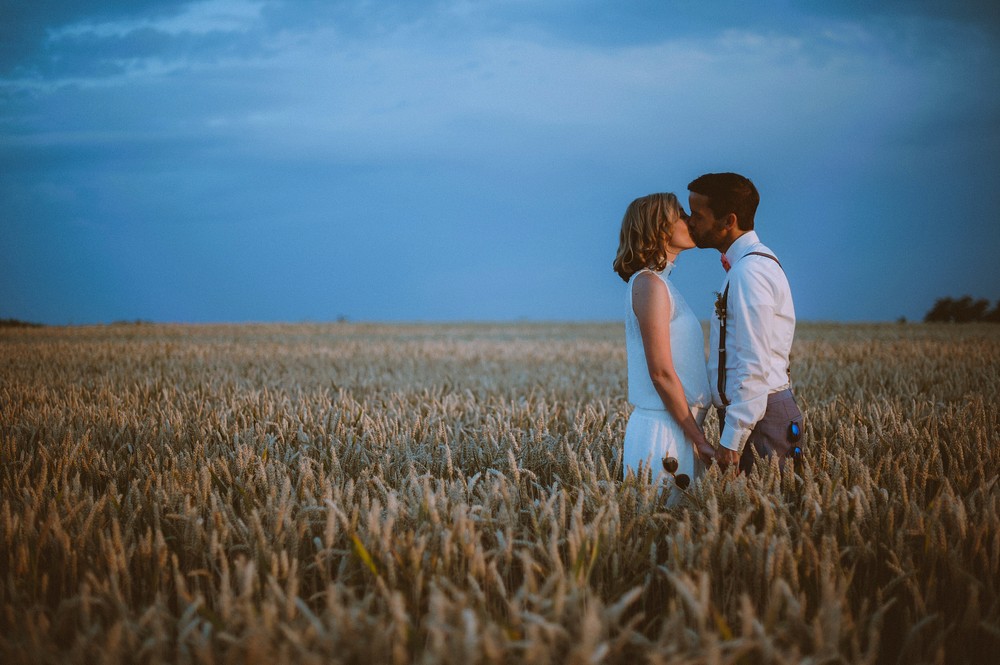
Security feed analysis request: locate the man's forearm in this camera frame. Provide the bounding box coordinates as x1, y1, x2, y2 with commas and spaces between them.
720, 387, 768, 451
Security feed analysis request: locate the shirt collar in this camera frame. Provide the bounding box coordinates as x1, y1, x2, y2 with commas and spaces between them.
724, 231, 760, 263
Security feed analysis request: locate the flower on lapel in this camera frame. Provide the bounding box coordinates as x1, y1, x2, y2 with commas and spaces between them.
714, 291, 726, 320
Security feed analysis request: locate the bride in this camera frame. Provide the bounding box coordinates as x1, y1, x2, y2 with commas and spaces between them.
613, 193, 715, 497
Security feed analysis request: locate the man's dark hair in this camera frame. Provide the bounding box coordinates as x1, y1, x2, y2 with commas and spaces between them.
687, 172, 759, 231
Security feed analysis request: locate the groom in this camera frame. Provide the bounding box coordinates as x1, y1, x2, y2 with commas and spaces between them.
685, 173, 803, 474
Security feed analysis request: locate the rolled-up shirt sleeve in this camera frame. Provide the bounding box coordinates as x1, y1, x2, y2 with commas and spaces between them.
720, 268, 776, 452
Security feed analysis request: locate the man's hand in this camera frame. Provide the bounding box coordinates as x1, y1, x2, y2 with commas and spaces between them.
714, 446, 741, 471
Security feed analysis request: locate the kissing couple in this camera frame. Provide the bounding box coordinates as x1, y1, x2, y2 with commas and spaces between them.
613, 172, 803, 499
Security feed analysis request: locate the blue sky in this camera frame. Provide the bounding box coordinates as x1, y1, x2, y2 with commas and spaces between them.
2, 0, 998, 324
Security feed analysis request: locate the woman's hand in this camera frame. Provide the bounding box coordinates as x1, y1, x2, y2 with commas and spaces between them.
691, 432, 716, 466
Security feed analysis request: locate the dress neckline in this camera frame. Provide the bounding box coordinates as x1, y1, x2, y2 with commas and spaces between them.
634, 261, 675, 281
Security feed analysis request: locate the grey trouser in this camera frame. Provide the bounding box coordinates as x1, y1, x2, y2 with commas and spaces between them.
717, 389, 803, 475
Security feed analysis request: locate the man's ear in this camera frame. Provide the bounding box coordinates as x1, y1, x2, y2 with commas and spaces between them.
723, 212, 738, 230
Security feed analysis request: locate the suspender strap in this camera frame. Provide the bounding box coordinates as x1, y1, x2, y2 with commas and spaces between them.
718, 282, 730, 406
718, 251, 782, 407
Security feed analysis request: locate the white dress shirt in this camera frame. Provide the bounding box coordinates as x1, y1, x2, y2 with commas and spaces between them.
708, 231, 796, 452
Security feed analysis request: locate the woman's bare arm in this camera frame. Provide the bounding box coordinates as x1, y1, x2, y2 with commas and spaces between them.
632, 273, 715, 464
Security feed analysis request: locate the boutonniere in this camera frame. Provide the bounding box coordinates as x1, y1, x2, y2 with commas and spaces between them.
714, 291, 726, 320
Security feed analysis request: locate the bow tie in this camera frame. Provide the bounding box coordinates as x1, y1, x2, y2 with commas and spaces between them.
721, 254, 731, 272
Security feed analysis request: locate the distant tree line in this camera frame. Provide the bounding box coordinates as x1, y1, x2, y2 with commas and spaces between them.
0, 318, 44, 328
924, 296, 1000, 323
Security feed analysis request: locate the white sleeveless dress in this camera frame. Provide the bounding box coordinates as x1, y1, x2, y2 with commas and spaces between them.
623, 265, 710, 492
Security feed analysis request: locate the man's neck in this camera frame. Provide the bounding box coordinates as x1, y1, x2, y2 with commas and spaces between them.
719, 230, 750, 255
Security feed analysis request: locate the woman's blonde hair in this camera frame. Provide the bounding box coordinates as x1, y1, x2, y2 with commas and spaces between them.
612, 193, 683, 282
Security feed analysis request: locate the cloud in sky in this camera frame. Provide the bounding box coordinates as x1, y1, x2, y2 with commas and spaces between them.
2, 0, 999, 324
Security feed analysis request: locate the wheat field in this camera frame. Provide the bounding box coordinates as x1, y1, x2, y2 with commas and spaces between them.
1, 322, 998, 664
